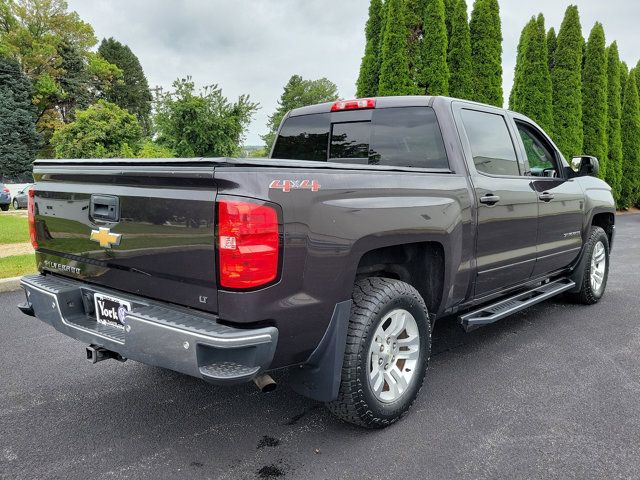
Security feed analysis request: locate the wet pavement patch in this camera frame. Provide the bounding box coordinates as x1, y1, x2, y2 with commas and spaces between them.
257, 435, 281, 449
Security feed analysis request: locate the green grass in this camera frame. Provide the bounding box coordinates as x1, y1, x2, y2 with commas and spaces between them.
0, 215, 30, 244
0, 254, 36, 278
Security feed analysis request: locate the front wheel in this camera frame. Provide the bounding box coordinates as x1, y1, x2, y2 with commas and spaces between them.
326, 277, 431, 428
12, 199, 19, 210
569, 226, 610, 304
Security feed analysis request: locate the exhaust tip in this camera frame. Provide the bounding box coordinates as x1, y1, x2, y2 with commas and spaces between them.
253, 374, 277, 393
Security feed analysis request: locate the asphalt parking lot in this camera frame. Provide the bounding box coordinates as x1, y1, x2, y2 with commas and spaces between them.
1, 214, 639, 480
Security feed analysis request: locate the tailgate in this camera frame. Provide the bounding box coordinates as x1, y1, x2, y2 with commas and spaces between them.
31, 160, 219, 313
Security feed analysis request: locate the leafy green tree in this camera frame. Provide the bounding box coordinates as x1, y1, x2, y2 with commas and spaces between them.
419, 0, 449, 95
620, 71, 640, 209
448, 0, 473, 99
0, 58, 39, 179
509, 18, 535, 111
50, 100, 142, 158
155, 77, 258, 158
469, 0, 503, 106
98, 37, 152, 134
550, 5, 583, 160
582, 23, 608, 178
0, 0, 121, 154
137, 140, 174, 158
547, 27, 557, 71
262, 75, 338, 152
510, 15, 553, 133
605, 42, 622, 200
378, 0, 413, 96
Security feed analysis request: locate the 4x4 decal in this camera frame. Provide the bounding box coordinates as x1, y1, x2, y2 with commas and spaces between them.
269, 179, 321, 192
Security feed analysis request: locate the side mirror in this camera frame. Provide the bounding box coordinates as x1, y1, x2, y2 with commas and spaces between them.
571, 156, 599, 177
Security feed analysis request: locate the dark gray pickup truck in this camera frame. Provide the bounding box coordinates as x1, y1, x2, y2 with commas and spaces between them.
19, 96, 615, 427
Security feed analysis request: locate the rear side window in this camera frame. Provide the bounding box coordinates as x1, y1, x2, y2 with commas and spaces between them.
461, 109, 520, 176
272, 107, 449, 170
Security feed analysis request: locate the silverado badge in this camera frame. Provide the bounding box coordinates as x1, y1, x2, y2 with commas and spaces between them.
90, 227, 122, 248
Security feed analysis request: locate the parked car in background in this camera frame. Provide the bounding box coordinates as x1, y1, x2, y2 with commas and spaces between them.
12, 184, 33, 210
0, 183, 11, 211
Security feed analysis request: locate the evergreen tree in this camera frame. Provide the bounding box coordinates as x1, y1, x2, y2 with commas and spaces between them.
0, 58, 39, 179
356, 0, 384, 98
378, 0, 413, 96
582, 23, 608, 178
419, 0, 449, 95
551, 5, 583, 160
469, 0, 503, 106
448, 0, 473, 99
444, 0, 454, 42
547, 27, 557, 71
510, 15, 552, 133
406, 0, 426, 89
620, 71, 640, 209
620, 61, 629, 106
98, 38, 153, 135
605, 42, 623, 200
509, 19, 535, 111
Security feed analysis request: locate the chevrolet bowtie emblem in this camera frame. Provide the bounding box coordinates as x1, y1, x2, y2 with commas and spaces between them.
90, 227, 122, 248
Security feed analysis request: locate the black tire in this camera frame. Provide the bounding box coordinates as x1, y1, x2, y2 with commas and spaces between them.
568, 226, 610, 305
12, 199, 19, 210
0, 204, 8, 211
326, 277, 431, 428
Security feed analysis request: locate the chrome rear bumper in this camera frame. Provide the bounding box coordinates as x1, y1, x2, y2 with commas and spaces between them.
19, 274, 278, 384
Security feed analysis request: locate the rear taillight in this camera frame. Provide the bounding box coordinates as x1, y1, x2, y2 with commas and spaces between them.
331, 98, 376, 112
217, 199, 279, 289
27, 187, 38, 249
2, 187, 9, 193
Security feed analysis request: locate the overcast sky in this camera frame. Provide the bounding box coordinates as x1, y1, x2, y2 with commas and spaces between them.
67, 0, 640, 146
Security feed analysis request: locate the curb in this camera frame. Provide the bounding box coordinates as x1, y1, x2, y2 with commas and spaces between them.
0, 276, 23, 293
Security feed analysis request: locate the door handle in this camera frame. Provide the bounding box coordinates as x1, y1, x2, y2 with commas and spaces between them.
538, 192, 555, 202
479, 194, 501, 206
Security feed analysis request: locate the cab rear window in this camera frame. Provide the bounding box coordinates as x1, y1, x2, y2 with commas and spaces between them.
272, 107, 449, 170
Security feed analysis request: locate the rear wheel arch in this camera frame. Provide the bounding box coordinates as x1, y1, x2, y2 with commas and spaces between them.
354, 241, 446, 317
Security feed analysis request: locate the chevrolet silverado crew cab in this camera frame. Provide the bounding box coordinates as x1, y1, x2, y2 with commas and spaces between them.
18, 96, 615, 428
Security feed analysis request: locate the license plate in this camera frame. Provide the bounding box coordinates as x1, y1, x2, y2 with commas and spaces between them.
94, 293, 131, 329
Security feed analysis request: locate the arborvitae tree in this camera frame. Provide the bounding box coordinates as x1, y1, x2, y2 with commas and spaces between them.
509, 19, 535, 111
547, 27, 557, 71
444, 0, 454, 42
469, 0, 503, 106
582, 23, 608, 178
378, 0, 413, 96
419, 0, 449, 95
605, 42, 623, 200
406, 0, 425, 89
448, 0, 473, 99
551, 5, 583, 160
98, 38, 153, 135
620, 71, 640, 209
510, 15, 553, 132
356, 0, 384, 97
0, 58, 39, 179
620, 61, 629, 106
